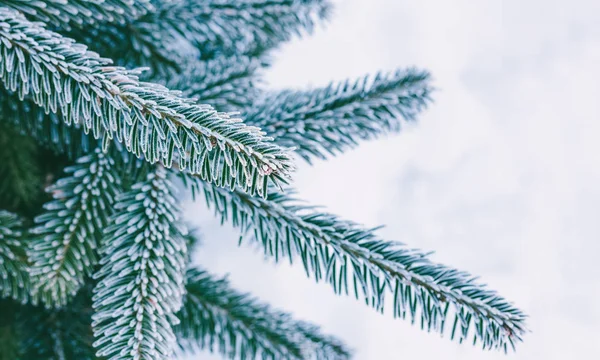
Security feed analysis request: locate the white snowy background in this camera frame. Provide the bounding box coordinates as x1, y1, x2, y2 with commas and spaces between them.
182, 0, 600, 358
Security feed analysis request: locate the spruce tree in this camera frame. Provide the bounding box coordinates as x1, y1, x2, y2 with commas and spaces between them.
0, 1, 527, 359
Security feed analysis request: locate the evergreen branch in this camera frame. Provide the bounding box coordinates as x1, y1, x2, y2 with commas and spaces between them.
18, 288, 96, 359
0, 7, 294, 197
0, 0, 152, 28
92, 168, 187, 359
0, 122, 43, 211
151, 0, 331, 58
65, 0, 330, 73
166, 56, 264, 113
187, 179, 527, 351
177, 267, 351, 360
29, 148, 120, 307
245, 69, 432, 162
0, 211, 30, 303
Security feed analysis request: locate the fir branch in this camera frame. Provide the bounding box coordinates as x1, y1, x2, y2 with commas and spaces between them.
0, 211, 31, 304
0, 7, 294, 197
65, 0, 330, 73
166, 56, 264, 113
92, 168, 188, 359
0, 123, 43, 211
177, 268, 351, 360
151, 0, 331, 58
29, 149, 120, 307
187, 179, 527, 351
245, 69, 432, 162
0, 0, 152, 28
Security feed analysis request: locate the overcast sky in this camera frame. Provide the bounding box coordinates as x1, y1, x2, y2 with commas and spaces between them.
183, 0, 600, 358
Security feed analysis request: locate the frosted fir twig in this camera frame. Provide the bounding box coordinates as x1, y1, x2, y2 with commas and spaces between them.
152, 0, 331, 57
187, 178, 527, 351
29, 149, 120, 307
0, 7, 294, 197
64, 0, 330, 73
0, 0, 152, 28
177, 268, 351, 359
0, 210, 31, 303
246, 69, 432, 162
92, 168, 187, 359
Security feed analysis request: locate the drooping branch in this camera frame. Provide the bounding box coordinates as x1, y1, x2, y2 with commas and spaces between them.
187, 178, 527, 351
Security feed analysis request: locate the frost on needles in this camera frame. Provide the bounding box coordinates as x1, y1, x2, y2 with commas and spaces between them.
0, 0, 526, 359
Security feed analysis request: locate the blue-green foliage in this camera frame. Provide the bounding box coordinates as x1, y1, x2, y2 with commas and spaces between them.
189, 178, 527, 352
0, 0, 526, 358
0, 8, 293, 197
245, 69, 432, 161
29, 149, 120, 307
92, 168, 187, 359
0, 0, 151, 27
0, 211, 29, 303
167, 56, 264, 113
177, 268, 351, 359
0, 89, 95, 158
0, 123, 42, 210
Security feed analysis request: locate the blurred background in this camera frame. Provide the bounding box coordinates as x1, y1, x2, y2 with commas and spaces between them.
183, 0, 600, 358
